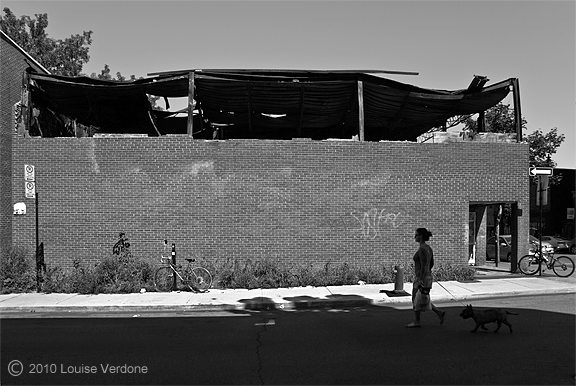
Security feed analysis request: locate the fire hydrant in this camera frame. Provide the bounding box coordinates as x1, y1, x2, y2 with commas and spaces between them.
393, 265, 405, 292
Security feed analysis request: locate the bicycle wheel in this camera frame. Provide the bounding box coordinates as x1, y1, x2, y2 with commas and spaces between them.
552, 256, 575, 277
154, 266, 176, 292
518, 255, 540, 275
187, 267, 212, 293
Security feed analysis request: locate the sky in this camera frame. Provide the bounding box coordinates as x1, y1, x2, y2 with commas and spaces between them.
4, 0, 575, 168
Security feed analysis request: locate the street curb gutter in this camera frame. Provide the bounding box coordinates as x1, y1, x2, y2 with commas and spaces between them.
1, 287, 574, 315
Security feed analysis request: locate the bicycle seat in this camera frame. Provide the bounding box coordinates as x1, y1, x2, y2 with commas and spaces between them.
185, 258, 195, 262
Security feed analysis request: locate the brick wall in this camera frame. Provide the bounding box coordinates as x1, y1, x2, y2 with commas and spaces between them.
1, 37, 18, 259
1, 33, 49, 260
11, 137, 530, 269
2, 36, 27, 259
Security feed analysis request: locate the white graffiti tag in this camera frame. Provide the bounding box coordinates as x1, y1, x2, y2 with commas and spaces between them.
351, 209, 402, 239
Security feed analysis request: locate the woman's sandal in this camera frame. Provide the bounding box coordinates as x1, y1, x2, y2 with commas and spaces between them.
405, 322, 421, 328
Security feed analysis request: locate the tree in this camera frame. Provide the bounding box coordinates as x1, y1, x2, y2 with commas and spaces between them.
1, 7, 93, 76
462, 102, 527, 133
463, 103, 564, 170
90, 65, 163, 111
526, 127, 565, 187
90, 64, 136, 82
525, 127, 565, 168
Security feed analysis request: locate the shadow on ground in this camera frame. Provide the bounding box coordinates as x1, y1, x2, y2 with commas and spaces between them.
236, 294, 373, 311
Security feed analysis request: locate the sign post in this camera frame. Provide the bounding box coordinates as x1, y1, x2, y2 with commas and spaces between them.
530, 167, 553, 276
24, 165, 42, 290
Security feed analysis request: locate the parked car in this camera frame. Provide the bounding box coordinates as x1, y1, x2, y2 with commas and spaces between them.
567, 238, 576, 254
486, 235, 554, 261
529, 235, 554, 255
540, 236, 571, 253
486, 235, 512, 261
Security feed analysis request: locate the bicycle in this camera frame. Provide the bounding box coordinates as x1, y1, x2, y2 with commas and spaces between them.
153, 241, 213, 293
518, 247, 575, 277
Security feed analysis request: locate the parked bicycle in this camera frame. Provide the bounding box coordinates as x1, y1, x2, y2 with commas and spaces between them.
153, 241, 213, 293
518, 245, 575, 277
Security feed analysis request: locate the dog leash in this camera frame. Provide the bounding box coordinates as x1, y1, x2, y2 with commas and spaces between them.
434, 279, 468, 307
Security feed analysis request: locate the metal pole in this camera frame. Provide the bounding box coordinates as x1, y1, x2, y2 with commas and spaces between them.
171, 243, 177, 291
35, 191, 39, 290
510, 203, 518, 273
538, 176, 543, 276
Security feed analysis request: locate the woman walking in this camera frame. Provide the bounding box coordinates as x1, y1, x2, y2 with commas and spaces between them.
406, 227, 446, 328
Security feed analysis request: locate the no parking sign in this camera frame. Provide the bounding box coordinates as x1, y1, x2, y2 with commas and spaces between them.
25, 181, 36, 198
24, 164, 35, 181
24, 165, 36, 198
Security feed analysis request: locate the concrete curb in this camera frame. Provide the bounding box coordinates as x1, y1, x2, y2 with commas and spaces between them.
1, 286, 574, 315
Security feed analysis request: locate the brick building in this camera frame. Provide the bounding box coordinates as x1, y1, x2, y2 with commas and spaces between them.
10, 137, 529, 270
1, 36, 530, 270
0, 30, 49, 260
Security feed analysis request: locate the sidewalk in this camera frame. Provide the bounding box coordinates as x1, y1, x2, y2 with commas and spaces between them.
0, 269, 574, 315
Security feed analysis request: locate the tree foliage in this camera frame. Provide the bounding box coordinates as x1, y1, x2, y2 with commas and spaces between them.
462, 103, 527, 133
526, 127, 565, 168
1, 7, 163, 111
1, 7, 92, 76
464, 103, 564, 169
90, 65, 163, 110
90, 64, 136, 82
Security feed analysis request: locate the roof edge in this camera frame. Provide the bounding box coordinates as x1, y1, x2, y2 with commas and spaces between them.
147, 68, 419, 77
1, 29, 51, 74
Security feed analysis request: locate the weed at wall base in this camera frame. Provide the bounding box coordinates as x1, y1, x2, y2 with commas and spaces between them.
0, 247, 36, 293
1, 252, 476, 294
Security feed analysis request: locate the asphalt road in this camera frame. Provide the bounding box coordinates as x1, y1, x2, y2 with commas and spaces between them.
1, 294, 574, 385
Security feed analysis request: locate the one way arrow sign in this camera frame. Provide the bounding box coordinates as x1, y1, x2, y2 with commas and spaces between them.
529, 167, 553, 176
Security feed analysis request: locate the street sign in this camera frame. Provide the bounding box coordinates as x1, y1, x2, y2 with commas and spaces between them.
24, 164, 35, 181
25, 181, 36, 198
529, 166, 553, 176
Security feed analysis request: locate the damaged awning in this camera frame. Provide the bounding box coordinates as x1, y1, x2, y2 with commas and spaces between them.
27, 69, 513, 140
28, 73, 190, 136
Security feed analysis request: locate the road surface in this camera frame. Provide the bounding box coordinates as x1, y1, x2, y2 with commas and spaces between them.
1, 293, 574, 385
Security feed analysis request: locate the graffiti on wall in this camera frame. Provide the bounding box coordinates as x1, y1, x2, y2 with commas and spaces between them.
351, 209, 403, 239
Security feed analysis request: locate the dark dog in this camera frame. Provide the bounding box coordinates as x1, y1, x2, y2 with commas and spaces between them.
459, 304, 518, 333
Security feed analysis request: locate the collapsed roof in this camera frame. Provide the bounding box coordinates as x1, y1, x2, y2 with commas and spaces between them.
27, 69, 514, 141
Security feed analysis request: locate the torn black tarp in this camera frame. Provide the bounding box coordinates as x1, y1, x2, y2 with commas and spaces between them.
28, 70, 512, 140
29, 74, 189, 135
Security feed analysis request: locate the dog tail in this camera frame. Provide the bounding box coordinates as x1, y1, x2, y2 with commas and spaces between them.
506, 311, 519, 315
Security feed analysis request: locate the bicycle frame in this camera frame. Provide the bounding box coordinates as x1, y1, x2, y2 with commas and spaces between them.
529, 250, 551, 275
520, 248, 574, 277
154, 241, 213, 292
159, 256, 192, 290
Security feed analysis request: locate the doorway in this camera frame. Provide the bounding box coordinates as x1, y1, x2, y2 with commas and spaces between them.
469, 202, 520, 272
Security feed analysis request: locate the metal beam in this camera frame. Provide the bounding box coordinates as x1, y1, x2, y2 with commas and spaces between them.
357, 80, 365, 141
297, 84, 305, 137
247, 84, 253, 136
187, 71, 195, 137
148, 68, 420, 77
512, 78, 522, 142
